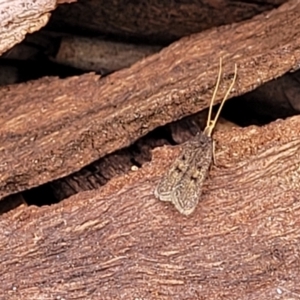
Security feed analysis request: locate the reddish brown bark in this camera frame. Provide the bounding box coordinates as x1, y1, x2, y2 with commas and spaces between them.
1, 116, 300, 299
1, 1, 300, 199
51, 0, 286, 43
0, 0, 57, 55
1, 1, 300, 298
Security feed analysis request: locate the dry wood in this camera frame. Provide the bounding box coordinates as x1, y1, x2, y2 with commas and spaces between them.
1, 0, 300, 199
50, 0, 286, 43
54, 36, 163, 73
0, 0, 57, 55
41, 114, 236, 202
57, 0, 76, 3
1, 115, 300, 299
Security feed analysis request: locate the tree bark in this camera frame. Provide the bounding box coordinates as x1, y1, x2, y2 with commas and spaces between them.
49, 0, 286, 43
1, 0, 300, 198
0, 0, 58, 55
1, 115, 300, 299
54, 36, 163, 73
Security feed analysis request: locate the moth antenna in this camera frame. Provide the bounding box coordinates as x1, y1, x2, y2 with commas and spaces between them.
206, 57, 223, 131
204, 60, 237, 137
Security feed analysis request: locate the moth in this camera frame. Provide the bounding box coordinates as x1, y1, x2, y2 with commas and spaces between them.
154, 58, 238, 215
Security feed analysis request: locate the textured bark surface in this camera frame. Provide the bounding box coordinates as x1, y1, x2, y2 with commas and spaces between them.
0, 0, 57, 55
1, 0, 300, 199
50, 0, 286, 43
1, 115, 300, 299
55, 37, 163, 73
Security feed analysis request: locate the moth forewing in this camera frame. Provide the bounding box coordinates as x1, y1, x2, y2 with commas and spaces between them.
171, 134, 213, 215
154, 133, 203, 202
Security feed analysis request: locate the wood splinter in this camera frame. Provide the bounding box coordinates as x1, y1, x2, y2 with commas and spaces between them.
154, 58, 238, 215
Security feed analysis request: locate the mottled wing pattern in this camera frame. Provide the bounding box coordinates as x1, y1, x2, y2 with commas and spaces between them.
154, 133, 202, 201
171, 136, 213, 215
154, 132, 213, 216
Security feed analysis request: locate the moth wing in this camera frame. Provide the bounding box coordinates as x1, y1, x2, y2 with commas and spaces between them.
171, 141, 213, 215
154, 140, 199, 202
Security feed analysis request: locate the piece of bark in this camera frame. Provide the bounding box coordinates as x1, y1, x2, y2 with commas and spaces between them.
57, 0, 76, 3
0, 0, 58, 56
1, 1, 300, 199
1, 115, 300, 299
47, 114, 235, 202
49, 0, 286, 43
54, 36, 163, 74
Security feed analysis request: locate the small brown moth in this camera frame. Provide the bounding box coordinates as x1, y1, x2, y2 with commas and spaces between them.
154, 58, 237, 215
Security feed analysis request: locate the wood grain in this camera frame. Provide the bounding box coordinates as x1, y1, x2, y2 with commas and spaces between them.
50, 0, 286, 43
0, 0, 57, 55
1, 1, 300, 198
1, 115, 300, 299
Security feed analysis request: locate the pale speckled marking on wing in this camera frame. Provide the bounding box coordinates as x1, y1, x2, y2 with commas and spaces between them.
171, 135, 213, 215
154, 132, 204, 201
